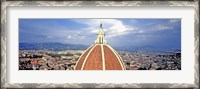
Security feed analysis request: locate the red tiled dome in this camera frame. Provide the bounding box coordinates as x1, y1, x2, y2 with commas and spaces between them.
75, 44, 125, 70
74, 23, 125, 70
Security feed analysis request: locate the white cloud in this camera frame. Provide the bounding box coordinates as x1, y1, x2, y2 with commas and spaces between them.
67, 35, 71, 39
46, 36, 53, 39
169, 19, 180, 23
157, 24, 173, 30
73, 19, 135, 38
138, 30, 144, 33
110, 21, 133, 32
35, 19, 137, 44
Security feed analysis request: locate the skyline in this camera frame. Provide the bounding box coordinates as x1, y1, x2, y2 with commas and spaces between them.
19, 18, 181, 50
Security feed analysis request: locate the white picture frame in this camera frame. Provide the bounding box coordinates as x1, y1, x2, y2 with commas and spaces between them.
1, 0, 199, 89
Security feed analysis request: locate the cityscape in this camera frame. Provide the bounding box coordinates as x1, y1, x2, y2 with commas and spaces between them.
19, 18, 181, 70
19, 48, 181, 70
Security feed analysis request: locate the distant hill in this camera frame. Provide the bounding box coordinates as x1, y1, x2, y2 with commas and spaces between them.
19, 42, 89, 51
19, 42, 181, 52
114, 45, 181, 52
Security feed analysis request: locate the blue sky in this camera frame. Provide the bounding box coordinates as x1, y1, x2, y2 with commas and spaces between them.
19, 18, 181, 49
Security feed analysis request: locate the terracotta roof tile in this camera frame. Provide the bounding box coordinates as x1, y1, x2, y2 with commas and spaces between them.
83, 45, 102, 70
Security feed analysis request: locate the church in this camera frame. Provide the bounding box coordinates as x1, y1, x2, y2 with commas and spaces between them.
75, 23, 125, 70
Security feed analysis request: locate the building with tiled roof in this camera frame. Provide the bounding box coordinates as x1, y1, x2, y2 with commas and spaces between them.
75, 23, 125, 70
